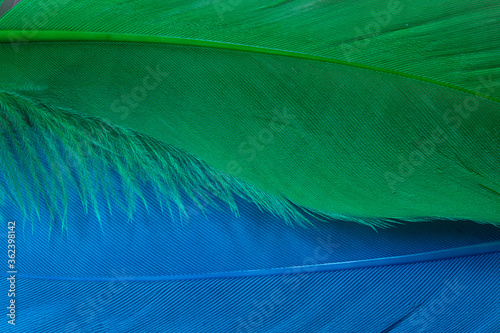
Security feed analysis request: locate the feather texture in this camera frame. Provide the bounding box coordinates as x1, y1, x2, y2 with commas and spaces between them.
0, 0, 499, 228
1, 90, 340, 228
1, 2, 500, 332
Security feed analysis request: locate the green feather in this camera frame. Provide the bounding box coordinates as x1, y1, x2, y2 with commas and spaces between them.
0, 0, 499, 227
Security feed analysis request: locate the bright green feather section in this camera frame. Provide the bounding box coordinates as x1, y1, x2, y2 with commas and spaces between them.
0, 1, 499, 227
1, 0, 500, 99
0, 41, 499, 226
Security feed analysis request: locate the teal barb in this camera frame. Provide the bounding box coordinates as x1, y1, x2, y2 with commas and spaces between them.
0, 0, 499, 228
0, 89, 322, 228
